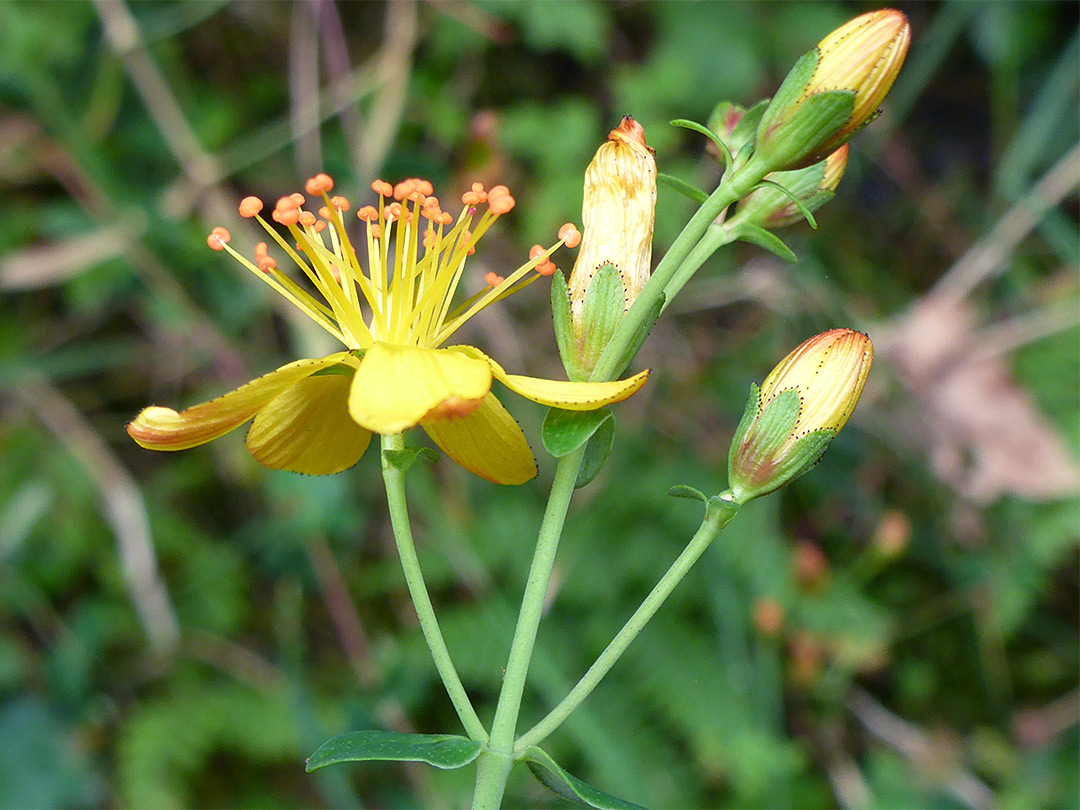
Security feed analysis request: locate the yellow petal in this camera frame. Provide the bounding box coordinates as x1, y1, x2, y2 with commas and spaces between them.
453, 346, 649, 410
127, 354, 354, 451
247, 372, 372, 475
349, 342, 492, 434
422, 393, 537, 485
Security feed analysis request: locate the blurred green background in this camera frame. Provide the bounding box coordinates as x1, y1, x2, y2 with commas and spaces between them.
1, 1, 1077, 807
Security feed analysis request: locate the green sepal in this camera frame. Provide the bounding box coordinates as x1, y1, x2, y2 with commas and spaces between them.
757, 88, 855, 172
577, 263, 627, 378
522, 746, 648, 810
668, 485, 708, 502
575, 411, 615, 488
383, 447, 440, 472
551, 269, 583, 381
757, 49, 820, 137
729, 98, 769, 157
670, 117, 733, 168
542, 407, 612, 458
658, 172, 709, 204
305, 731, 482, 772
310, 362, 357, 377
730, 223, 798, 263
728, 385, 838, 503
612, 291, 664, 379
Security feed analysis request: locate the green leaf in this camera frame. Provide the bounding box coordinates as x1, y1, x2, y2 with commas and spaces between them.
731, 224, 798, 263
575, 411, 616, 488
613, 292, 664, 379
667, 485, 707, 502
551, 269, 582, 380
543, 407, 612, 458
382, 447, 440, 472
657, 173, 709, 204
670, 118, 732, 167
522, 746, 648, 809
305, 731, 482, 772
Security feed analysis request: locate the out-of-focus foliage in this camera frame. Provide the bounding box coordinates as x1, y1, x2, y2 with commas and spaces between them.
0, 1, 1076, 808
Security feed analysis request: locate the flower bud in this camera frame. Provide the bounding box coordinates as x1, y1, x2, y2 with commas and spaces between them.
728, 329, 872, 503
734, 144, 848, 230
754, 9, 910, 171
554, 116, 657, 380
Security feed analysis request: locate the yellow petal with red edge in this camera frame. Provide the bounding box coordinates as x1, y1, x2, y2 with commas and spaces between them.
127, 353, 354, 451
247, 370, 371, 475
349, 342, 492, 434
421, 392, 537, 485
452, 345, 649, 410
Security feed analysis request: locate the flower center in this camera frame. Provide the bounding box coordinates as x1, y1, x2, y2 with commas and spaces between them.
207, 175, 581, 353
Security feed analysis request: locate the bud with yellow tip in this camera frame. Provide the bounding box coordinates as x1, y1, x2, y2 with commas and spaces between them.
754, 9, 910, 172
732, 144, 849, 231
552, 116, 657, 381
728, 329, 873, 504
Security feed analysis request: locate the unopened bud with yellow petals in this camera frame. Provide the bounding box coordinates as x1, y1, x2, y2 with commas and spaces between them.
754, 9, 910, 171
728, 329, 872, 503
552, 116, 657, 381
733, 144, 849, 231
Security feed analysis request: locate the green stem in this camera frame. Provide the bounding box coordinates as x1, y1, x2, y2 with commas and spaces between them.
470, 157, 769, 809
660, 223, 738, 312
471, 445, 587, 810
380, 432, 487, 743
515, 493, 740, 753
589, 154, 768, 382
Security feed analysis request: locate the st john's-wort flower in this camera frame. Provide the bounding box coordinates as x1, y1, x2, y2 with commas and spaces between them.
728, 329, 872, 503
754, 9, 911, 171
127, 174, 647, 484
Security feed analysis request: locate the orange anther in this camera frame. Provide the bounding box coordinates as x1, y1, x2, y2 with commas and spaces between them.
255, 241, 268, 258
558, 223, 581, 248
318, 206, 332, 219
418, 180, 434, 196
484, 271, 504, 287
330, 195, 350, 212
275, 195, 300, 212
488, 184, 510, 198
299, 211, 317, 227
370, 224, 382, 239
471, 182, 485, 193
423, 230, 437, 249
357, 205, 378, 221
258, 256, 278, 273
422, 195, 440, 210
290, 192, 306, 205
371, 179, 393, 198
305, 173, 334, 195
312, 220, 327, 233
393, 179, 416, 201
461, 192, 482, 206
386, 202, 402, 220
272, 207, 300, 226
536, 260, 557, 277
529, 244, 544, 261
207, 226, 231, 250
238, 196, 264, 217
439, 212, 453, 226
488, 193, 515, 215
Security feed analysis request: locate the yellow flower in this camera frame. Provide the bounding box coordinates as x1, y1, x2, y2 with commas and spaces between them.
755, 9, 911, 170
728, 329, 872, 503
128, 175, 647, 484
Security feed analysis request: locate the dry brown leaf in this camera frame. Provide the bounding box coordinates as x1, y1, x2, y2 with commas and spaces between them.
877, 295, 1079, 503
